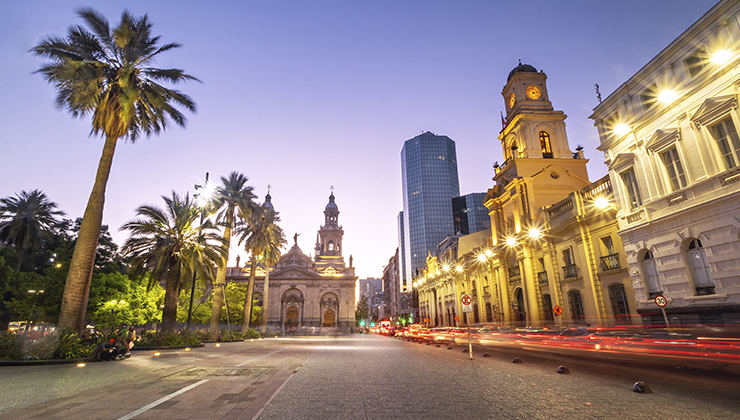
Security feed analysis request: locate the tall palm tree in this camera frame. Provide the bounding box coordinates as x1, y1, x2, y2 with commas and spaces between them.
0, 190, 65, 271
237, 200, 285, 332
259, 223, 286, 334
32, 8, 198, 332
121, 192, 224, 332
209, 172, 256, 338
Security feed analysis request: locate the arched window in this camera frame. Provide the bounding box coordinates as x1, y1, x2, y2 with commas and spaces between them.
485, 302, 493, 322
642, 251, 661, 298
568, 290, 585, 323
688, 239, 714, 295
328, 241, 335, 251
608, 284, 630, 324
540, 131, 553, 158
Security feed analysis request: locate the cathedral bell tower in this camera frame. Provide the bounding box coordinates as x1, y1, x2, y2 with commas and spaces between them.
316, 190, 344, 257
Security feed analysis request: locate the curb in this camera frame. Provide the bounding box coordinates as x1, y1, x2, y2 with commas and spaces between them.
0, 357, 92, 367
131, 344, 206, 351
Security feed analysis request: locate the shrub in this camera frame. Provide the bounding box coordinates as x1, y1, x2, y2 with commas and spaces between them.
55, 330, 95, 359
0, 334, 22, 360
136, 331, 201, 347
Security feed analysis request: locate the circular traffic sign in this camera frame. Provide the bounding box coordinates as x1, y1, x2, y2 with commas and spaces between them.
655, 295, 667, 307
461, 295, 472, 306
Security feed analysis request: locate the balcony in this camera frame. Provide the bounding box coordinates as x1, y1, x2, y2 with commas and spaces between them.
508, 266, 521, 279
600, 253, 620, 271
483, 286, 490, 296
537, 271, 548, 284
562, 264, 578, 279
472, 289, 478, 298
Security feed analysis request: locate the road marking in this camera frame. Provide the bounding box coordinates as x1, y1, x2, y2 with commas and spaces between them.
235, 346, 290, 367
116, 379, 209, 420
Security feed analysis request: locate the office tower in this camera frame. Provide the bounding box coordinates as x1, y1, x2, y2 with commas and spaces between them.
400, 131, 460, 286
452, 192, 491, 235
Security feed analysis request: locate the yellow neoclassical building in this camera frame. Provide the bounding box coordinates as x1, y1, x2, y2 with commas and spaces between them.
416, 64, 636, 328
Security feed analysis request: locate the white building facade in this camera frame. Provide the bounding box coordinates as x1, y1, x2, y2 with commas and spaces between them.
591, 0, 740, 325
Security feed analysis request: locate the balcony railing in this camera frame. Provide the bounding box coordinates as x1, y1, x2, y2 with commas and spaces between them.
537, 271, 548, 284
508, 266, 521, 278
547, 197, 574, 218
562, 264, 578, 279
483, 286, 490, 296
600, 253, 620, 271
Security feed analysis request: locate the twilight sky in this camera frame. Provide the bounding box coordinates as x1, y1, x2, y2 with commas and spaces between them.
0, 0, 719, 279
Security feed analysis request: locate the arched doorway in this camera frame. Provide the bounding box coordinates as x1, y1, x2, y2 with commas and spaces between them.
323, 308, 335, 327
286, 306, 299, 326
515, 288, 526, 324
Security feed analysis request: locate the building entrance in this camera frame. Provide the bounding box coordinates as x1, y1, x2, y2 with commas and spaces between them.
286, 306, 299, 326
323, 309, 335, 327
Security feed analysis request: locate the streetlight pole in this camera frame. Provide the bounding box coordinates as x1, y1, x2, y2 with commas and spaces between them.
186, 172, 209, 331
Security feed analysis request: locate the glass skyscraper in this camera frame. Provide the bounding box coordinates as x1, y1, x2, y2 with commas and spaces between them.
399, 132, 460, 287
452, 192, 491, 235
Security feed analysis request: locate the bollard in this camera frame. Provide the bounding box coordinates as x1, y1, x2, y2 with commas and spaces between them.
483, 353, 491, 357
447, 346, 453, 350
632, 381, 652, 393
435, 344, 441, 347
462, 349, 469, 353
556, 365, 570, 374
512, 357, 522, 363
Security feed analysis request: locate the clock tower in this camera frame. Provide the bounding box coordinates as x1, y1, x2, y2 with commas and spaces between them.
494, 61, 590, 207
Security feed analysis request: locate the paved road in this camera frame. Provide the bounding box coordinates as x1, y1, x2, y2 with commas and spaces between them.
1, 335, 739, 419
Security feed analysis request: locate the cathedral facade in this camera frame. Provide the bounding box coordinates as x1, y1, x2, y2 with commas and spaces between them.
226, 192, 358, 332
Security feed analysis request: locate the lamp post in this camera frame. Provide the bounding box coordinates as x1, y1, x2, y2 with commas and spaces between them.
186, 172, 211, 330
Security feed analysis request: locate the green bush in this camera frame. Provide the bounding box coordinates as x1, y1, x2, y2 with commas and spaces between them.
136, 331, 201, 347
0, 334, 22, 360
55, 330, 95, 359
21, 333, 57, 360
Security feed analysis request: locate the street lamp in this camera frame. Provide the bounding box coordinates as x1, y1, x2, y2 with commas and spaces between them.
187, 172, 212, 330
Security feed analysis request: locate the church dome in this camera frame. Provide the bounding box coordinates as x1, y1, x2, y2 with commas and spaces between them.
325, 193, 338, 211
507, 62, 538, 81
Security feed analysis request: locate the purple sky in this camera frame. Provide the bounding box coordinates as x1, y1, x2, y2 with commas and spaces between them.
1, 1, 719, 279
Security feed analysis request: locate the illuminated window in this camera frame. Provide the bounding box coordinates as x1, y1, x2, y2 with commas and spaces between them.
710, 118, 740, 170
539, 131, 553, 158
620, 169, 643, 210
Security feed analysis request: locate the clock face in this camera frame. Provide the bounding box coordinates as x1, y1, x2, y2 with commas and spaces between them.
526, 85, 541, 100
508, 93, 516, 108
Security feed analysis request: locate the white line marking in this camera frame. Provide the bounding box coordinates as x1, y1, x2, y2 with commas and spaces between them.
116, 379, 209, 420
235, 346, 290, 366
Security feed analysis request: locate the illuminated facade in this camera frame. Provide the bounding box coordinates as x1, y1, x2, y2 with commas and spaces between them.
226, 192, 357, 332
591, 0, 740, 324
416, 64, 636, 327
400, 132, 460, 290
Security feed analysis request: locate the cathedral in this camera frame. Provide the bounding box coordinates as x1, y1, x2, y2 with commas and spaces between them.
226, 191, 358, 332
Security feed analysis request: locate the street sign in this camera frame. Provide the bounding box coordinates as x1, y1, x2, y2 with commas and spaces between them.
461, 294, 473, 313
655, 295, 667, 307
552, 305, 564, 316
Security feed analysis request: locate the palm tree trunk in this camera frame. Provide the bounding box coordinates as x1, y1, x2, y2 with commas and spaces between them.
260, 263, 269, 334
161, 272, 179, 332
210, 214, 232, 338
14, 246, 24, 272
242, 257, 257, 332
57, 134, 118, 332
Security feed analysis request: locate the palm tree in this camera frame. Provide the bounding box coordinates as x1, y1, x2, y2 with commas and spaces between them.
0, 190, 65, 271
237, 199, 286, 332
32, 8, 198, 332
259, 222, 286, 334
208, 172, 256, 338
121, 192, 224, 332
